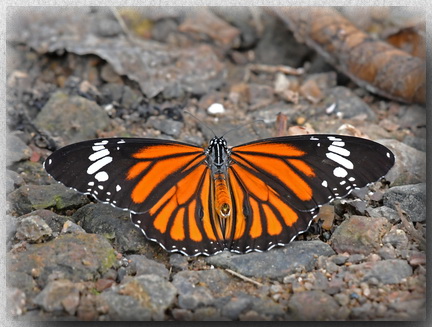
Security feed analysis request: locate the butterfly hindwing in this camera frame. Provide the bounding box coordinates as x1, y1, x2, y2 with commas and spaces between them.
131, 165, 226, 256
227, 163, 319, 253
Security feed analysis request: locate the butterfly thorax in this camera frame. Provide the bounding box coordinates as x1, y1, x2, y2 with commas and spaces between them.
206, 137, 233, 225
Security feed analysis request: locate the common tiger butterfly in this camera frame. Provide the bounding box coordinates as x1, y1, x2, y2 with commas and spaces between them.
44, 133, 395, 256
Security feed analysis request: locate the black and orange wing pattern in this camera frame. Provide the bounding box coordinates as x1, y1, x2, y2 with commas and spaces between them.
222, 134, 395, 254
45, 134, 395, 256
45, 138, 225, 254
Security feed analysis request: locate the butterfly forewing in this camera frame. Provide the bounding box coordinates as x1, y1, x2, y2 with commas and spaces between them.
227, 134, 395, 253
231, 134, 395, 210
44, 138, 206, 214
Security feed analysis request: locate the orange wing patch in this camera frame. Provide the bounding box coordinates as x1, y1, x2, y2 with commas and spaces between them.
228, 170, 247, 241
153, 195, 177, 233
170, 208, 186, 241
130, 154, 201, 204
188, 200, 203, 242
233, 142, 306, 157
268, 192, 299, 227
248, 198, 262, 238
262, 204, 283, 235
132, 144, 202, 159
126, 161, 151, 180
232, 153, 315, 201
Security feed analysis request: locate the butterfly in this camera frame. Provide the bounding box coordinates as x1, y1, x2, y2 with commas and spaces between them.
44, 133, 395, 256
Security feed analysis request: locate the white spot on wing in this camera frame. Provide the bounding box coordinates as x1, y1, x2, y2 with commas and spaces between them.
94, 140, 109, 145
332, 141, 345, 147
116, 185, 121, 192
326, 152, 353, 169
95, 171, 109, 182
87, 156, 113, 175
321, 180, 328, 187
89, 149, 110, 161
117, 139, 126, 144
328, 136, 342, 141
328, 145, 350, 157
92, 145, 106, 151
333, 167, 348, 178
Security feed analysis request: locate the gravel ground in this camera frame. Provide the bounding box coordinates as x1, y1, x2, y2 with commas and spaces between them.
5, 7, 427, 322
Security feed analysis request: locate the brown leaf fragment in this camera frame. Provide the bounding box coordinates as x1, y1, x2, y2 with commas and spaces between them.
271, 7, 425, 105
178, 8, 240, 48
385, 24, 426, 59
299, 79, 323, 104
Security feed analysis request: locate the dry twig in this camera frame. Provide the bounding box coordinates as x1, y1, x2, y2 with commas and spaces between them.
225, 268, 264, 287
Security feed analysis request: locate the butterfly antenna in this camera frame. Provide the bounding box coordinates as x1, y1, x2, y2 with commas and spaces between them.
183, 111, 217, 137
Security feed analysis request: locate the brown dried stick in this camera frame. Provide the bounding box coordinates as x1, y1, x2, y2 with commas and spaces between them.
225, 268, 264, 287
270, 7, 425, 104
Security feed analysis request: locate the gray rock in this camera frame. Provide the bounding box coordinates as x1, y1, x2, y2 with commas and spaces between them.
7, 287, 27, 317
147, 116, 184, 137
101, 292, 152, 320
121, 85, 143, 110
61, 220, 87, 234
349, 259, 413, 284
378, 140, 426, 186
366, 206, 400, 224
172, 269, 232, 310
100, 82, 124, 103
126, 255, 170, 280
34, 91, 111, 144
327, 86, 376, 120
383, 183, 426, 222
221, 294, 253, 319
249, 297, 287, 319
8, 233, 116, 289
382, 228, 409, 249
205, 241, 335, 281
33, 279, 80, 314
8, 184, 90, 216
169, 253, 189, 271
330, 216, 391, 255
7, 271, 38, 302
15, 215, 53, 242
288, 290, 348, 320
102, 274, 177, 320
7, 169, 24, 194
7, 133, 31, 166
11, 9, 227, 99
403, 134, 426, 152
331, 254, 349, 265
377, 245, 397, 260
19, 209, 72, 235
73, 203, 147, 253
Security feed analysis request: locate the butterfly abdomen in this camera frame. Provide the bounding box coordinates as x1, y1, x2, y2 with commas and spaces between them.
214, 173, 232, 218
